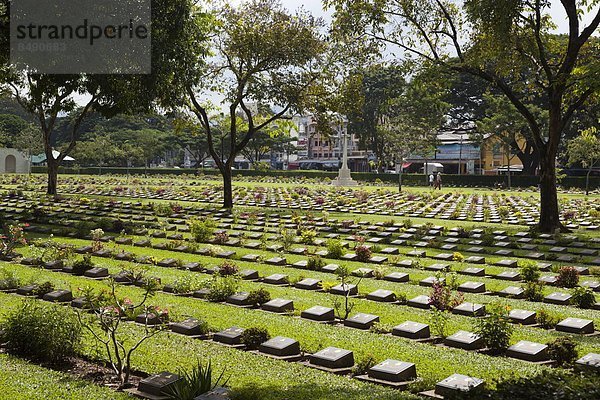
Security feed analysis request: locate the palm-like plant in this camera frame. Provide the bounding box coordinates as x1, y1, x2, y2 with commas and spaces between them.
164, 360, 228, 400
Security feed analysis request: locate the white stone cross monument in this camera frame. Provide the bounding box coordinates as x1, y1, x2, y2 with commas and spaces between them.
332, 131, 357, 186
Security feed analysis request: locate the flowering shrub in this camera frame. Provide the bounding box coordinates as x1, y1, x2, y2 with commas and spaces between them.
76, 273, 166, 388
90, 228, 104, 252
536, 308, 560, 329
254, 192, 265, 202
218, 261, 239, 276
355, 245, 372, 262
557, 266, 579, 288
299, 229, 317, 244
0, 223, 28, 257
429, 281, 464, 311
341, 220, 354, 229
452, 252, 464, 262
354, 191, 369, 203
213, 231, 229, 245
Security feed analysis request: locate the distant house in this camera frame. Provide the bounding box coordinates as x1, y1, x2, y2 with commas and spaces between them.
405, 131, 527, 175
31, 150, 75, 166
0, 148, 29, 174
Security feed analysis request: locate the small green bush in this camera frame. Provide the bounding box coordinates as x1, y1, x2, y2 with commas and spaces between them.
353, 353, 377, 376
523, 281, 545, 302
1, 300, 81, 364
71, 255, 95, 276
247, 288, 271, 306
241, 327, 270, 350
430, 308, 450, 338
189, 218, 216, 243
326, 239, 344, 258
473, 303, 513, 355
31, 281, 55, 298
206, 276, 239, 302
546, 337, 578, 367
170, 275, 199, 294
458, 370, 600, 400
299, 229, 317, 244
369, 322, 393, 334
520, 261, 541, 283
0, 268, 20, 290
280, 229, 296, 251
570, 287, 596, 309
536, 308, 560, 329
307, 256, 325, 271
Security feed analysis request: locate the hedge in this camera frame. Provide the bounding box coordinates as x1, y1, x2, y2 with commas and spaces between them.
29, 166, 600, 189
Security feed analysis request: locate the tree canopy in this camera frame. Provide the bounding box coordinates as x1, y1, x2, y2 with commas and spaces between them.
326, 0, 600, 232
183, 0, 329, 208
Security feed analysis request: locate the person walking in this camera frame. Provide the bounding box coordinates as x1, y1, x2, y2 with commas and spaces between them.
429, 173, 434, 188
435, 172, 442, 190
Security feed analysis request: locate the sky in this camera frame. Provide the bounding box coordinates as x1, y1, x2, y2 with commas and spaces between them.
274, 0, 596, 35
71, 1, 597, 106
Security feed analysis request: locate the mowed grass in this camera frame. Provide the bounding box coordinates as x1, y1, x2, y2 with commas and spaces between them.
0, 353, 132, 400
0, 257, 581, 399
0, 292, 415, 400
1, 173, 599, 399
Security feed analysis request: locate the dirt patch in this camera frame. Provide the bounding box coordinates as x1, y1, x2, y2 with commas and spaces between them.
60, 356, 144, 390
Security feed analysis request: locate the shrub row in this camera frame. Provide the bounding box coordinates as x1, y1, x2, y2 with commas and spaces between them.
29, 167, 600, 189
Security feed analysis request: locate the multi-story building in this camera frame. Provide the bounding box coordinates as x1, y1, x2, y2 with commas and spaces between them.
294, 114, 371, 171
405, 131, 527, 175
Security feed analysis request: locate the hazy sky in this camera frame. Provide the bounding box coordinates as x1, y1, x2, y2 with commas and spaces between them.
71, 1, 597, 106
273, 0, 596, 35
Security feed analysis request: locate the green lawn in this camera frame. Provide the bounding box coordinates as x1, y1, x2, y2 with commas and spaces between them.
0, 353, 132, 400
0, 173, 598, 399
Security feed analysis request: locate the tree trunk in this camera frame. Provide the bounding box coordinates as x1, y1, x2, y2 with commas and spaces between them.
537, 151, 563, 233
586, 168, 591, 196
222, 166, 233, 209
47, 159, 58, 196
515, 145, 539, 175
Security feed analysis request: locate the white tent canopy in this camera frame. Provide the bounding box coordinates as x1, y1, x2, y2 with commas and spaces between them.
421, 163, 444, 174
52, 150, 75, 161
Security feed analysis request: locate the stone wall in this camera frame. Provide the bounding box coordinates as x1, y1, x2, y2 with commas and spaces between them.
0, 148, 29, 174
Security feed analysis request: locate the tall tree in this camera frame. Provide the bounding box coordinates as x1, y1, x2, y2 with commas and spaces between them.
171, 116, 211, 168
183, 0, 328, 208
380, 64, 447, 185
567, 126, 600, 195
344, 64, 406, 169
0, 0, 207, 194
326, 0, 600, 232
443, 71, 544, 174
475, 92, 546, 183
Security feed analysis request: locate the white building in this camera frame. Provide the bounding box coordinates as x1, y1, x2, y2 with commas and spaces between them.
0, 148, 29, 174
295, 114, 371, 171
